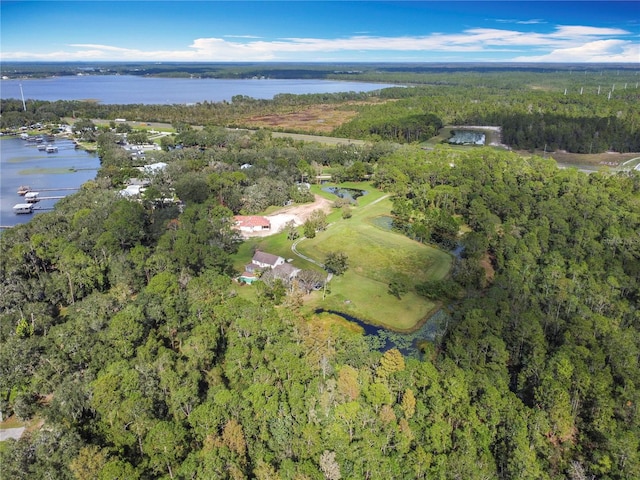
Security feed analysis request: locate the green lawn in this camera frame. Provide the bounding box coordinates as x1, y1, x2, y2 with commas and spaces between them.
298, 190, 452, 330
231, 182, 453, 331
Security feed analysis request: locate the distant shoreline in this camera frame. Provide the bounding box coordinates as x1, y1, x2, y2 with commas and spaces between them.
2, 61, 639, 81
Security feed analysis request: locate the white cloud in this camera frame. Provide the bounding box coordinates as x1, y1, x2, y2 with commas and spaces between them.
1, 24, 637, 62
512, 39, 640, 63
496, 18, 546, 25
68, 44, 137, 52
551, 26, 630, 37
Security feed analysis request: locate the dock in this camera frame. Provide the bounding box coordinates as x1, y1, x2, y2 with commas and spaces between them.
29, 196, 67, 202
18, 187, 79, 194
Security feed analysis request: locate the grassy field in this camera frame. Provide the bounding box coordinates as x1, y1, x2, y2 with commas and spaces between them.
242, 103, 361, 133
298, 191, 452, 330
230, 182, 453, 331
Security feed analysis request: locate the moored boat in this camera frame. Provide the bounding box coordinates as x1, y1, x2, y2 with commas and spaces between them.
24, 192, 40, 203
17, 185, 31, 195
45, 144, 58, 153
13, 203, 34, 214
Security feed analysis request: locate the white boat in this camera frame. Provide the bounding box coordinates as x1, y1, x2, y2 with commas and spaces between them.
13, 203, 33, 214
17, 185, 30, 195
45, 144, 58, 153
24, 192, 40, 203
38, 144, 46, 151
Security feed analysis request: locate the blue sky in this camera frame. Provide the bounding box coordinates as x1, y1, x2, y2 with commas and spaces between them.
1, 1, 638, 63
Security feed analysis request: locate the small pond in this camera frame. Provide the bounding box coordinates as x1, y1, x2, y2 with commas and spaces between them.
448, 130, 485, 145
316, 308, 451, 358
322, 186, 368, 203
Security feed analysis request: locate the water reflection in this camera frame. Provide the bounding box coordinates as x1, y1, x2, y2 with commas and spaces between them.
322, 186, 367, 203
316, 308, 450, 358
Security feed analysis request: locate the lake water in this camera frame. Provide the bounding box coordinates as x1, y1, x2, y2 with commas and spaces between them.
322, 186, 368, 203
0, 137, 100, 228
1, 75, 393, 229
0, 75, 394, 104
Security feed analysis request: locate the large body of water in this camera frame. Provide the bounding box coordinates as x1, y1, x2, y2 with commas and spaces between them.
0, 75, 393, 104
0, 137, 100, 228
1, 75, 393, 229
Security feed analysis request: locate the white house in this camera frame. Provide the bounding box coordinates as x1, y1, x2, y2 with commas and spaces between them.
238, 251, 300, 285
251, 251, 285, 269
119, 185, 146, 197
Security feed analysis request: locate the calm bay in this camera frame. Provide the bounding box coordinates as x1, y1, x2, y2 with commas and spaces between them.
1, 75, 391, 229
0, 75, 393, 104
0, 137, 100, 228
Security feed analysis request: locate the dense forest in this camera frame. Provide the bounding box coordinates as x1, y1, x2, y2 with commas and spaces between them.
1, 67, 639, 479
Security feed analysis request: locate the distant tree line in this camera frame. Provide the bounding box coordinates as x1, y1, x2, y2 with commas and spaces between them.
3, 68, 639, 153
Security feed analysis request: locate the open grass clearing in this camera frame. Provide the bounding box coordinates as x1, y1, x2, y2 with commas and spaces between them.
305, 270, 441, 331
298, 185, 452, 330
242, 104, 361, 133
231, 181, 453, 330
240, 99, 389, 134
298, 197, 451, 285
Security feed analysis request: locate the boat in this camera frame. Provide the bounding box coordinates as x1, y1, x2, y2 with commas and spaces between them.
17, 185, 31, 195
13, 203, 34, 214
45, 144, 58, 153
24, 192, 40, 203
38, 144, 46, 151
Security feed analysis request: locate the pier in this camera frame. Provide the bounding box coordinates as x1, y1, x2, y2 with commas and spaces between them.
30, 196, 67, 202
18, 187, 79, 194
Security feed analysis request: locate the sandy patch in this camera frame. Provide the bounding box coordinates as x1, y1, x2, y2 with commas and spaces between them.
241, 194, 333, 237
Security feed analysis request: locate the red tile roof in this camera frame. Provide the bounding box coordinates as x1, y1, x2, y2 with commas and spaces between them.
234, 216, 271, 228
